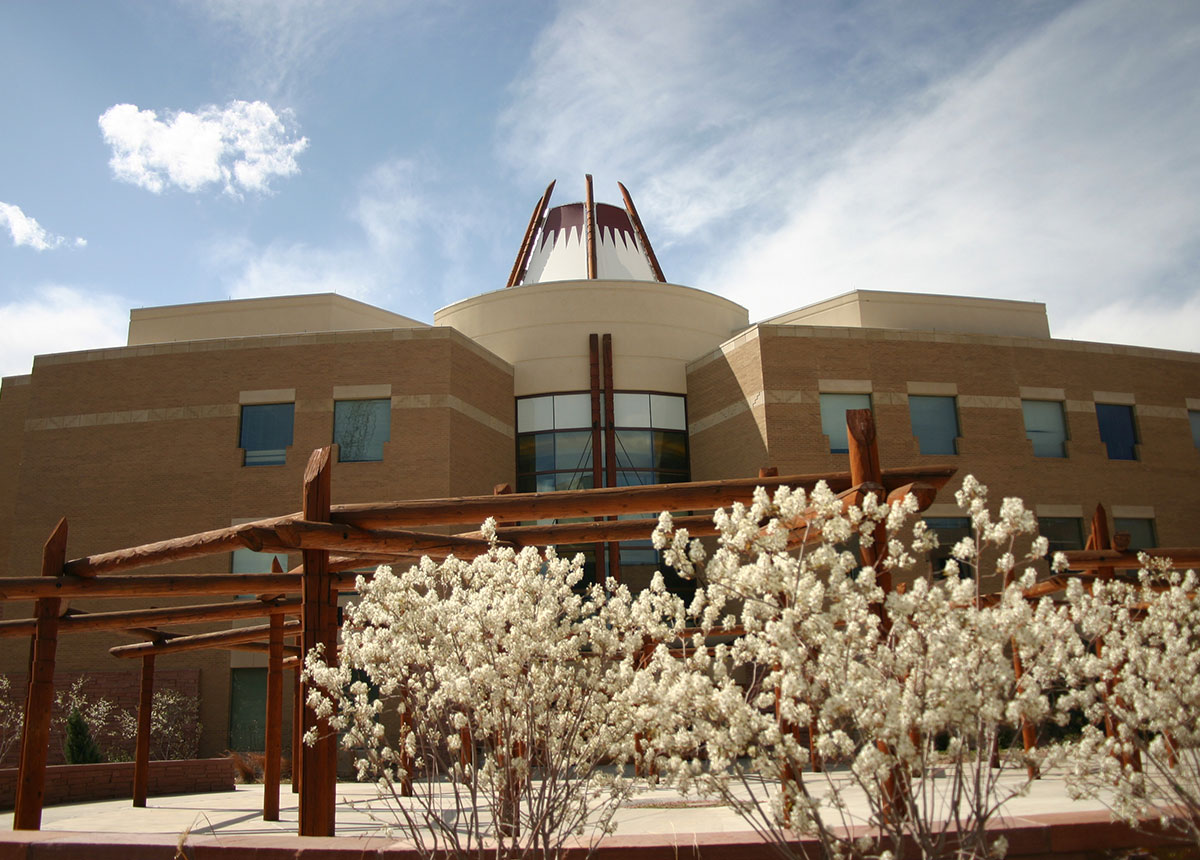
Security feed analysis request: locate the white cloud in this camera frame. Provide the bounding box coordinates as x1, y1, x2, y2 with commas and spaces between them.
700, 0, 1200, 348
0, 202, 85, 251
0, 287, 127, 378
1055, 295, 1200, 354
497, 0, 1041, 243
98, 100, 308, 196
221, 240, 379, 301
192, 0, 400, 99
213, 156, 475, 316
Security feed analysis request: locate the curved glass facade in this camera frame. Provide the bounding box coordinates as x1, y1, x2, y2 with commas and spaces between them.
515, 391, 691, 591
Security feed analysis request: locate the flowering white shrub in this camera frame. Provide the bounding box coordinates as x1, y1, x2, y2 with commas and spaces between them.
303, 521, 685, 859
1064, 563, 1200, 847
628, 478, 1082, 860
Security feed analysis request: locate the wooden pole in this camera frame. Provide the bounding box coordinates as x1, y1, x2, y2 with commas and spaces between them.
0, 597, 299, 639
0, 572, 298, 601
585, 174, 597, 279
299, 447, 337, 837
506, 180, 555, 287
618, 181, 666, 283
132, 654, 154, 807
845, 411, 907, 818
108, 620, 300, 658
589, 333, 607, 579
330, 467, 956, 531
264, 613, 284, 821
292, 666, 302, 795
14, 519, 67, 830
602, 333, 619, 583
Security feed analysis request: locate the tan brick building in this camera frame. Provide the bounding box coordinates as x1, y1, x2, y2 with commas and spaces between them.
1, 180, 1198, 759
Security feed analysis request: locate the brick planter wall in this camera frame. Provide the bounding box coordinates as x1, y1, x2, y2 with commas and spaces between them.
0, 758, 233, 810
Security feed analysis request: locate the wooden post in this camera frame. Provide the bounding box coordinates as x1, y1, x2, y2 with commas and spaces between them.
299, 447, 337, 837
14, 519, 68, 830
601, 333, 619, 583
291, 665, 302, 794
132, 654, 155, 807
845, 412, 906, 817
584, 174, 597, 280
1086, 504, 1142, 775
264, 611, 284, 820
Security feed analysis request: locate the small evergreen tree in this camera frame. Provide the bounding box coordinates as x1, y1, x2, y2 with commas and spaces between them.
64, 708, 104, 764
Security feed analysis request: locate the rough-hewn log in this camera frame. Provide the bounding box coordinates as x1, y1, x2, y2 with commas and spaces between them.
300, 447, 337, 837
14, 519, 68, 830
329, 467, 956, 530
618, 181, 666, 283
602, 333, 618, 583
0, 573, 299, 601
506, 179, 555, 288
847, 410, 890, 594
585, 173, 597, 280
1059, 548, 1200, 570
270, 520, 505, 557
109, 620, 301, 658
0, 597, 300, 639
62, 517, 295, 578
132, 655, 154, 807
292, 666, 302, 795
264, 614, 283, 821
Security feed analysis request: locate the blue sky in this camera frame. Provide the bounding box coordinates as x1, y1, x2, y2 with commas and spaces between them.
2, 0, 1198, 378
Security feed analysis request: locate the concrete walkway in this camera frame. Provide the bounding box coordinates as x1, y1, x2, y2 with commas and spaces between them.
0, 769, 1113, 840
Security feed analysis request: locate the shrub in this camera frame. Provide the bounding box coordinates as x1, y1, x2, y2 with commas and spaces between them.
64, 708, 104, 764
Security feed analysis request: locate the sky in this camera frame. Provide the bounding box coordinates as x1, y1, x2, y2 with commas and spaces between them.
2, 0, 1199, 378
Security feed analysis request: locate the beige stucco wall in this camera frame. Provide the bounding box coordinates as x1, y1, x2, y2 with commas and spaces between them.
434, 280, 750, 395
763, 290, 1051, 339
128, 294, 427, 345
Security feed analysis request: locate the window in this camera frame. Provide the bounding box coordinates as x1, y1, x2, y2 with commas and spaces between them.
909, 395, 959, 455
515, 392, 689, 493
820, 393, 871, 454
1114, 517, 1157, 551
334, 399, 390, 462
1037, 517, 1084, 554
1096, 403, 1137, 460
1022, 400, 1067, 458
923, 517, 972, 578
239, 402, 293, 466
1190, 410, 1200, 449
231, 548, 290, 575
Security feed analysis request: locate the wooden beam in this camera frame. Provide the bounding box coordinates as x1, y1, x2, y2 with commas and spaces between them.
0, 572, 299, 602
1058, 547, 1200, 570
617, 181, 666, 282
328, 467, 957, 530
506, 180, 554, 287
846, 410, 890, 594
0, 597, 300, 639
299, 447, 337, 837
269, 521, 505, 557
132, 655, 154, 807
585, 174, 597, 279
108, 620, 301, 658
264, 614, 283, 821
292, 665, 302, 795
14, 519, 68, 830
602, 333, 618, 584
63, 517, 294, 578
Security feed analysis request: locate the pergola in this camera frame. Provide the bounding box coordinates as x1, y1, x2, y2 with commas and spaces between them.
3, 410, 1193, 838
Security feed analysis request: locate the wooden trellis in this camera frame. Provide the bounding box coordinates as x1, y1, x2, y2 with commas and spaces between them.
0, 409, 965, 836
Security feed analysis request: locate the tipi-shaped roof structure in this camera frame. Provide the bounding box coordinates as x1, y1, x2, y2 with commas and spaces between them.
506, 176, 667, 287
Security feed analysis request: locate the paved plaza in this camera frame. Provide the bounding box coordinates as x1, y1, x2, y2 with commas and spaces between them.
0, 769, 1115, 840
